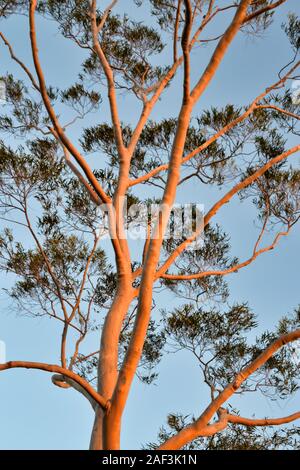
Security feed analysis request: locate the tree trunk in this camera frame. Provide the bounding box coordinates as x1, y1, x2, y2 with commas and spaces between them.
89, 404, 122, 450
89, 406, 104, 450
103, 409, 121, 450
89, 281, 133, 450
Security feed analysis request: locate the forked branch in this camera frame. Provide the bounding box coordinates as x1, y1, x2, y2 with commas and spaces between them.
160, 225, 294, 280
159, 328, 300, 449
157, 143, 300, 278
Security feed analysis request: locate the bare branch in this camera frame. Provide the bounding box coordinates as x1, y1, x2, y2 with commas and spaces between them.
90, 0, 125, 154
97, 0, 118, 33
243, 0, 287, 24
173, 0, 182, 63
182, 0, 193, 102
52, 374, 97, 410
0, 31, 40, 91
129, 59, 299, 188
256, 104, 300, 121
0, 361, 108, 410
29, 0, 110, 205
160, 226, 293, 280
159, 328, 300, 449
157, 143, 300, 277
190, 0, 252, 104
228, 411, 300, 427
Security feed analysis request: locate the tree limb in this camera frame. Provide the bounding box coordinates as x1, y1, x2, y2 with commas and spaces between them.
157, 143, 300, 277
228, 411, 300, 427
29, 0, 110, 205
160, 226, 292, 280
159, 328, 300, 449
0, 361, 108, 410
129, 61, 299, 188
243, 0, 287, 24
52, 374, 97, 410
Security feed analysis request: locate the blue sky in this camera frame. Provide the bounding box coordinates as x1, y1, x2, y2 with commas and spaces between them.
0, 0, 299, 449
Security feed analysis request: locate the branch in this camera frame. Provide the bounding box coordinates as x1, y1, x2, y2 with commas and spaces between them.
204, 145, 300, 225
126, 0, 228, 155
97, 0, 118, 33
192, 408, 228, 437
173, 0, 182, 63
159, 328, 300, 449
128, 59, 299, 188
0, 33, 104, 205
64, 155, 101, 206
160, 226, 292, 280
68, 235, 101, 369
228, 411, 300, 427
90, 0, 124, 154
22, 199, 71, 367
90, 0, 133, 268
157, 143, 300, 277
22, 201, 69, 320
28, 13, 126, 274
182, 0, 193, 102
0, 361, 108, 410
29, 0, 110, 205
256, 104, 300, 121
52, 374, 97, 410
0, 31, 40, 91
190, 0, 252, 104
243, 0, 287, 24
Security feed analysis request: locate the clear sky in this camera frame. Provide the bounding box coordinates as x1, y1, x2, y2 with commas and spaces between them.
0, 0, 299, 449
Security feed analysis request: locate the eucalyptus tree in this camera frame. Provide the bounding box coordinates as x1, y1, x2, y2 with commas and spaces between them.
0, 0, 300, 450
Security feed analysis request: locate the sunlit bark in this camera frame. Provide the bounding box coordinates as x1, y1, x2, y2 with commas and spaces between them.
0, 0, 298, 451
